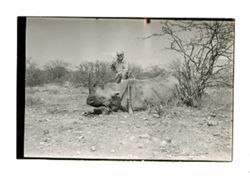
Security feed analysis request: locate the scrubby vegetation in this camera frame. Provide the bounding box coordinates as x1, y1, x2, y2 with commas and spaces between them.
26, 56, 233, 109
145, 20, 234, 107
26, 58, 46, 87
25, 58, 167, 88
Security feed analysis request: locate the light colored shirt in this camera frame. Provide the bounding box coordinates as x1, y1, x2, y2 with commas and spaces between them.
111, 59, 129, 74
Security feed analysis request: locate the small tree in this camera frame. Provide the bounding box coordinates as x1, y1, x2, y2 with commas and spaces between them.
43, 60, 70, 84
147, 20, 234, 107
26, 58, 45, 87
70, 61, 114, 87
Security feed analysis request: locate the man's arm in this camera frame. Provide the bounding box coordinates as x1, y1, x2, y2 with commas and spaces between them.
111, 60, 117, 72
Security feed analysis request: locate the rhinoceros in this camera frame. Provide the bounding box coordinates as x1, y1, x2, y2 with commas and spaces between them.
86, 72, 178, 114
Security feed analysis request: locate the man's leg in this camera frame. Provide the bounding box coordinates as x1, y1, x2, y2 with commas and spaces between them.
115, 73, 122, 83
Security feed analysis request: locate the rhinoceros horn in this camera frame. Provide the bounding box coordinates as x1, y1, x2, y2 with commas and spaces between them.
88, 73, 93, 94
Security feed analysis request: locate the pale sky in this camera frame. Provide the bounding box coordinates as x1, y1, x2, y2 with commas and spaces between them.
26, 17, 178, 69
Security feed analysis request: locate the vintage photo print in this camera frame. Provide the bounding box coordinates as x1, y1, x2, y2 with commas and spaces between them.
17, 17, 234, 161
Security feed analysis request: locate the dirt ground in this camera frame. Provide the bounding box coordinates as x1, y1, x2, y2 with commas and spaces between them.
24, 83, 233, 161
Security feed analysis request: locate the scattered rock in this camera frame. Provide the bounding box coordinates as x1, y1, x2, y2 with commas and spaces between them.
43, 130, 49, 135
129, 135, 135, 141
128, 154, 133, 158
207, 120, 218, 126
72, 109, 79, 113
213, 133, 220, 137
139, 134, 150, 139
153, 114, 160, 118
60, 109, 68, 113
166, 138, 172, 143
152, 137, 160, 143
136, 124, 140, 128
90, 146, 96, 151
78, 136, 85, 140
210, 113, 216, 117
40, 138, 50, 145
160, 140, 168, 147
159, 146, 167, 151
128, 154, 139, 158
221, 114, 226, 118
138, 144, 143, 149
198, 122, 204, 126
151, 122, 157, 126
48, 108, 58, 114
39, 141, 46, 145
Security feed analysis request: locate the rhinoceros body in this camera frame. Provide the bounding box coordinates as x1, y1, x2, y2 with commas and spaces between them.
87, 73, 178, 112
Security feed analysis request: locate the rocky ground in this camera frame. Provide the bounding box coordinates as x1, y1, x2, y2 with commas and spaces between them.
24, 84, 233, 161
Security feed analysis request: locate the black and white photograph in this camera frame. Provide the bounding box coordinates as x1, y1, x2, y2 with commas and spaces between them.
19, 17, 234, 161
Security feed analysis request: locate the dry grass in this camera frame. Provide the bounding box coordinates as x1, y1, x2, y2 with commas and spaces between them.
24, 83, 233, 160
25, 95, 43, 107
201, 87, 233, 112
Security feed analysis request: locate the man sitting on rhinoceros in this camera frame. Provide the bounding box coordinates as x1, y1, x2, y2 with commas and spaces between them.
111, 50, 134, 113
111, 50, 131, 83
86, 70, 178, 115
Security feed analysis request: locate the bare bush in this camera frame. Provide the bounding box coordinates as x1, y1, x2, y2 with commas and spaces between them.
73, 61, 168, 88
43, 60, 70, 84
146, 20, 234, 107
26, 59, 171, 89
70, 61, 114, 88
26, 58, 46, 87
